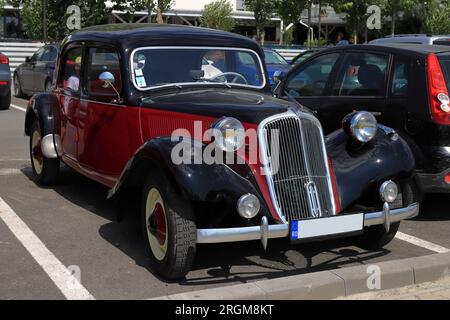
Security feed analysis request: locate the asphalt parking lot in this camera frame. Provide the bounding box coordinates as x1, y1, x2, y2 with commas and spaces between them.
0, 96, 449, 300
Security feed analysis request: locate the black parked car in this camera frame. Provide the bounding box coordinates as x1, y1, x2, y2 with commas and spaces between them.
274, 44, 450, 195
14, 44, 58, 98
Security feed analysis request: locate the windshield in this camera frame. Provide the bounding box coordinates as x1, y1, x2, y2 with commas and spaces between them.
131, 47, 266, 90
264, 50, 288, 65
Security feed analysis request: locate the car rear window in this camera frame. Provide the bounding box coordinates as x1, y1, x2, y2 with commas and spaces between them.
439, 55, 450, 91
433, 39, 450, 46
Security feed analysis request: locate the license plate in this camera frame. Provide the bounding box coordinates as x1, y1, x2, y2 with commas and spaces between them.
291, 213, 364, 241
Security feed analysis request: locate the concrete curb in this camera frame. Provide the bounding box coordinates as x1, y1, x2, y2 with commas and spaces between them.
151, 252, 450, 300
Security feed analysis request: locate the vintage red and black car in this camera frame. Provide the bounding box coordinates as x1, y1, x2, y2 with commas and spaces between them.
24, 24, 419, 279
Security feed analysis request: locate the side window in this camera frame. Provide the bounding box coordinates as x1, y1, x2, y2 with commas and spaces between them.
41, 46, 57, 62
86, 47, 122, 101
332, 52, 389, 96
58, 47, 82, 93
31, 47, 45, 62
285, 53, 340, 97
391, 57, 410, 97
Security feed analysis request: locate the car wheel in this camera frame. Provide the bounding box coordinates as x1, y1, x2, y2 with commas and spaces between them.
13, 74, 24, 98
141, 171, 196, 280
0, 90, 10, 110
354, 180, 416, 250
29, 120, 60, 186
45, 79, 52, 92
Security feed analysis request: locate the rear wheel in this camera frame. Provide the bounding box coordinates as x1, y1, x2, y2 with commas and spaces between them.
354, 180, 416, 250
141, 171, 196, 280
13, 74, 24, 98
29, 121, 59, 186
0, 90, 10, 110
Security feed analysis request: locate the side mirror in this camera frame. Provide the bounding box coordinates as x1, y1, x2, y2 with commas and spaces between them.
25, 56, 31, 63
273, 70, 287, 84
99, 71, 115, 88
98, 71, 122, 104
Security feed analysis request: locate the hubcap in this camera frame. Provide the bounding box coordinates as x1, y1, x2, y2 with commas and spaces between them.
31, 128, 43, 175
145, 188, 168, 261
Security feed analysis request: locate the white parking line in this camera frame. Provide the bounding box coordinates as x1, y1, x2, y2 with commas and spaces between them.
396, 231, 450, 253
0, 197, 95, 300
10, 104, 26, 112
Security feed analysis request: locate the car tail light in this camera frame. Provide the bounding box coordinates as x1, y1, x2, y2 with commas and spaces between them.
328, 158, 342, 214
445, 173, 450, 185
0, 81, 7, 86
0, 54, 9, 64
427, 54, 450, 125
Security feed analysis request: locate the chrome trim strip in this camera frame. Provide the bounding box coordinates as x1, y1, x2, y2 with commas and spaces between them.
364, 203, 419, 227
129, 46, 267, 91
196, 204, 419, 244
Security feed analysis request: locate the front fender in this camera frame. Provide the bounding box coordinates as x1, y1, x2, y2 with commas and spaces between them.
24, 93, 60, 137
108, 137, 273, 219
326, 128, 415, 210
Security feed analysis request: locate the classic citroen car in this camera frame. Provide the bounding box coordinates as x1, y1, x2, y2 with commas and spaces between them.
24, 24, 419, 279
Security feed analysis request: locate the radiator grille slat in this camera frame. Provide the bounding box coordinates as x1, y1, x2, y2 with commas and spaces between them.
260, 114, 335, 222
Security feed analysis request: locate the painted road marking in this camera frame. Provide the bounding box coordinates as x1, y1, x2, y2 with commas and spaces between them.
396, 231, 450, 254
0, 197, 95, 300
10, 104, 26, 112
0, 168, 21, 176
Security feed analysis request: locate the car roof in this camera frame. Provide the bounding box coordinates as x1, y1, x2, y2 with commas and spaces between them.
318, 44, 450, 56
63, 23, 263, 55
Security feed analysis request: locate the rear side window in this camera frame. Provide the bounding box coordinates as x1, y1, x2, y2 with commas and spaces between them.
391, 56, 410, 97
332, 52, 389, 96
285, 53, 340, 96
439, 55, 450, 91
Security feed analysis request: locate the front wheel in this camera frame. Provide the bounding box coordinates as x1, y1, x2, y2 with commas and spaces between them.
354, 180, 417, 250
141, 171, 196, 280
29, 121, 60, 186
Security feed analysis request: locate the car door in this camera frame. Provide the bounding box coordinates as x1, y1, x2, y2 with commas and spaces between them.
21, 47, 44, 92
77, 44, 131, 186
323, 51, 390, 132
281, 52, 342, 132
56, 45, 83, 162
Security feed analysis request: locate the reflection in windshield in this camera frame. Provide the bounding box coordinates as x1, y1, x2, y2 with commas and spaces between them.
264, 50, 288, 65
131, 47, 265, 90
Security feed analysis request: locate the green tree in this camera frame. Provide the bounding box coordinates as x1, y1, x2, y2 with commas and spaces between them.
381, 0, 418, 36
200, 0, 235, 31
421, 0, 450, 34
276, 0, 308, 44
245, 0, 277, 44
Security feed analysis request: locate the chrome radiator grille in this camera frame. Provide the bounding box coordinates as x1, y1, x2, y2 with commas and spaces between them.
259, 112, 335, 223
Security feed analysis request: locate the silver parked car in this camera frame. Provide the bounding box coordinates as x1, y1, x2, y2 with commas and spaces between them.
0, 52, 11, 110
369, 34, 450, 46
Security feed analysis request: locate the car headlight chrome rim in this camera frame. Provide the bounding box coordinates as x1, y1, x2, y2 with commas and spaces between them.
379, 180, 399, 203
212, 117, 245, 152
237, 194, 260, 219
349, 111, 378, 143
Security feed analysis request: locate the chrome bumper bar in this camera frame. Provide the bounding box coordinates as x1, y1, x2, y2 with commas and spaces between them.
196, 203, 419, 246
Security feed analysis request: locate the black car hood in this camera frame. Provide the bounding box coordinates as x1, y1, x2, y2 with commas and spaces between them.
140, 88, 294, 123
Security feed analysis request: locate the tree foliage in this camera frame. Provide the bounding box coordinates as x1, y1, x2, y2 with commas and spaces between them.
420, 0, 450, 35
200, 0, 235, 32
381, 0, 418, 36
276, 0, 308, 26
244, 0, 276, 42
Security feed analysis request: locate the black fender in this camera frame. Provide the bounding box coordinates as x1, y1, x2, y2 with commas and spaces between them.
24, 93, 60, 137
108, 137, 273, 220
326, 127, 416, 210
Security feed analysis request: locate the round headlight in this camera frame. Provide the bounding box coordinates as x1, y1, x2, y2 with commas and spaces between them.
347, 111, 378, 143
237, 194, 260, 219
212, 117, 245, 152
379, 180, 398, 203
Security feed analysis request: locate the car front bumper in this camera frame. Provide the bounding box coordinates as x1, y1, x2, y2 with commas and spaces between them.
196, 203, 419, 247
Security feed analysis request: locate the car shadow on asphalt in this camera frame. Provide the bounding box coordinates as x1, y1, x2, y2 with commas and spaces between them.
410, 193, 450, 222
21, 165, 391, 286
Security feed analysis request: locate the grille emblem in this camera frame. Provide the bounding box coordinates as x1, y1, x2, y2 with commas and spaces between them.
305, 181, 322, 218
